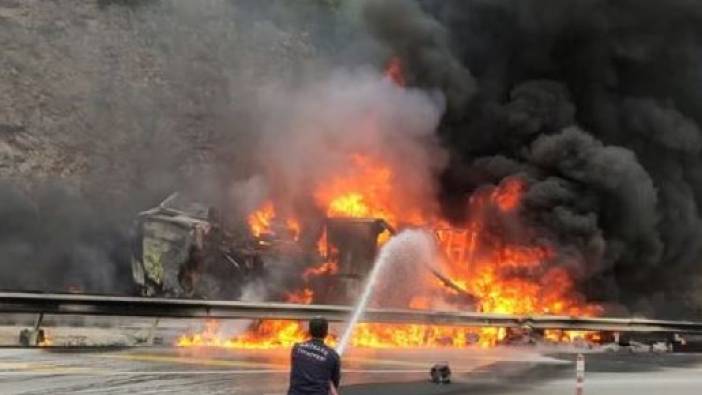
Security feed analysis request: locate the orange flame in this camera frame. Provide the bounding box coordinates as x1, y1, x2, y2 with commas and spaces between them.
248, 201, 275, 238
385, 57, 406, 86
248, 200, 300, 240
314, 154, 426, 227
38, 334, 52, 347
544, 330, 601, 343
286, 218, 301, 241
492, 177, 524, 212
286, 288, 314, 305
177, 320, 309, 350
177, 289, 317, 349
436, 179, 601, 318
180, 157, 601, 350
316, 155, 394, 222
303, 261, 338, 281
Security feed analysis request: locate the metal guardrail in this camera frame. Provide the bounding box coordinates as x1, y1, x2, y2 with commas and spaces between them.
1, 292, 702, 334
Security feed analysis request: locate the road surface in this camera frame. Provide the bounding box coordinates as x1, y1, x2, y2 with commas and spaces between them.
0, 345, 701, 394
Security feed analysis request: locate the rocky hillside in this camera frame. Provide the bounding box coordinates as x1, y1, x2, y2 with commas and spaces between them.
0, 0, 333, 206
0, 0, 338, 292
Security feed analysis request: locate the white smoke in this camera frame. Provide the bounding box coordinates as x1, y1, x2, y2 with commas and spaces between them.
370, 228, 441, 308
250, 66, 448, 216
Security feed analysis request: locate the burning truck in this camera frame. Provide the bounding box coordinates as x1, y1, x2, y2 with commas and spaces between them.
164, 161, 603, 348
130, 192, 261, 300
130, 192, 395, 303
130, 192, 474, 306
160, 58, 603, 349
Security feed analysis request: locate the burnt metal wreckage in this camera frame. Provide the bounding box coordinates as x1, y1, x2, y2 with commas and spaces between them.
130, 193, 473, 304
131, 193, 263, 300
130, 193, 391, 302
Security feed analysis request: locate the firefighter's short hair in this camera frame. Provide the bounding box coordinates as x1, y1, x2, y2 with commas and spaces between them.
309, 317, 328, 339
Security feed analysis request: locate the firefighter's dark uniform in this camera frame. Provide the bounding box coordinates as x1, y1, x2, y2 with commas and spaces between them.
287, 338, 340, 395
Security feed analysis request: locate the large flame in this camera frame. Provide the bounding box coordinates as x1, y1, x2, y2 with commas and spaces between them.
178, 319, 308, 349
178, 57, 601, 350
437, 178, 601, 318
314, 154, 424, 226
178, 158, 599, 349
248, 200, 300, 241
247, 201, 275, 238
303, 261, 338, 281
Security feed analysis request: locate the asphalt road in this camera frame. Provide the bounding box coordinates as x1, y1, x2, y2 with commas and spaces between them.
0, 346, 701, 394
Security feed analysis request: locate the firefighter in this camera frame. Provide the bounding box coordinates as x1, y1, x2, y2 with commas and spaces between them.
288, 317, 341, 395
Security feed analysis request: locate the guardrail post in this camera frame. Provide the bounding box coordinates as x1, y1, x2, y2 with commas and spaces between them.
575, 353, 585, 395
147, 318, 160, 345
33, 312, 44, 330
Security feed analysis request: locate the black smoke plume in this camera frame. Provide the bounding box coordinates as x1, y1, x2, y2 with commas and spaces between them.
364, 0, 702, 317
0, 183, 133, 293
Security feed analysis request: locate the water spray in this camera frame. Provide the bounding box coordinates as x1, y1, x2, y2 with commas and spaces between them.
336, 229, 436, 356
335, 236, 392, 356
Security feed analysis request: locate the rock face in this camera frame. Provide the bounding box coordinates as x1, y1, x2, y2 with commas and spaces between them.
0, 0, 323, 203
0, 0, 330, 293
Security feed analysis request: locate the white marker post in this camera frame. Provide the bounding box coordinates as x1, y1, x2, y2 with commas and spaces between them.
575, 353, 585, 395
